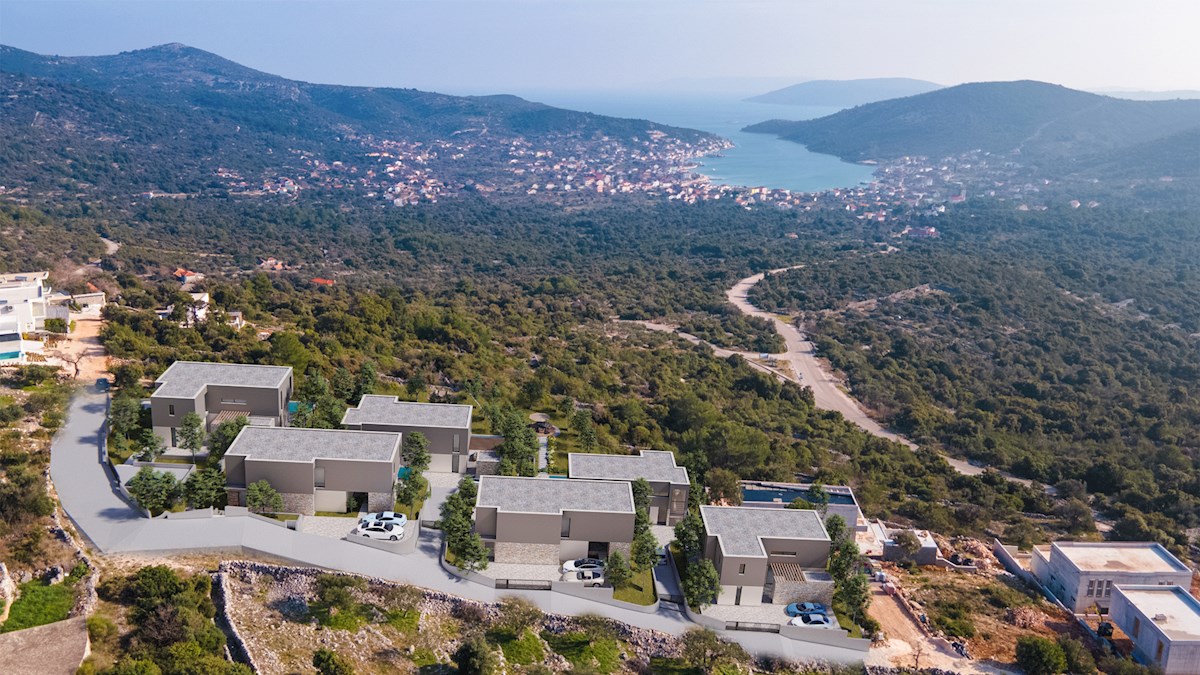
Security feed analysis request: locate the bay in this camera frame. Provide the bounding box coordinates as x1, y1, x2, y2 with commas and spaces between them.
518, 91, 876, 193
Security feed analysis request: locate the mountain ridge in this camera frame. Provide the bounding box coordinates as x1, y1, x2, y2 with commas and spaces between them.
745, 77, 942, 107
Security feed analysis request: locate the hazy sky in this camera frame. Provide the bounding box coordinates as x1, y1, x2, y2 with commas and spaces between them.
3, 0, 1198, 96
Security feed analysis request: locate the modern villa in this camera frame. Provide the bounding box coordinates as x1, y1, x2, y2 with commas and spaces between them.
1110, 585, 1200, 674
567, 450, 690, 525
150, 361, 294, 448
0, 271, 68, 362
342, 395, 473, 473
1030, 541, 1193, 613
223, 426, 402, 515
474, 475, 635, 564
700, 505, 833, 607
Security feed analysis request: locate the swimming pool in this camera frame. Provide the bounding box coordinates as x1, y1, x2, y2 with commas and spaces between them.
741, 484, 856, 506
0, 351, 22, 361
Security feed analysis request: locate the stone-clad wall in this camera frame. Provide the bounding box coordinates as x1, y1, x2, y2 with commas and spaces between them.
494, 542, 559, 564
280, 492, 314, 515
774, 576, 835, 606
368, 491, 393, 513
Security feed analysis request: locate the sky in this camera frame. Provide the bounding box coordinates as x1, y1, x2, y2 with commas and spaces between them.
2, 0, 1198, 97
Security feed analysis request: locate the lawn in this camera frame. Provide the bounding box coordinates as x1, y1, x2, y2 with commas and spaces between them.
831, 602, 864, 639
314, 511, 360, 518
394, 485, 430, 520
491, 628, 544, 665
612, 567, 657, 606
261, 513, 300, 522
541, 630, 621, 674
1, 565, 85, 633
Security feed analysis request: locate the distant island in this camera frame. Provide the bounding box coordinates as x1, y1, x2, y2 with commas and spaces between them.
745, 78, 942, 107
744, 80, 1200, 178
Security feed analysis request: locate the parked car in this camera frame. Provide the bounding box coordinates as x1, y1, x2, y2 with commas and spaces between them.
562, 570, 605, 587
95, 377, 110, 392
353, 521, 403, 541
361, 511, 408, 528
785, 602, 827, 616
561, 558, 605, 574
789, 613, 830, 627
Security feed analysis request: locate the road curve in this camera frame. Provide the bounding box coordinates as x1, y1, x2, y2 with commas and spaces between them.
726, 267, 917, 449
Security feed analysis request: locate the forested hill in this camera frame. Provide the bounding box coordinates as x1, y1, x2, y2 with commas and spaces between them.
744, 80, 1200, 175
745, 78, 942, 107
0, 44, 719, 196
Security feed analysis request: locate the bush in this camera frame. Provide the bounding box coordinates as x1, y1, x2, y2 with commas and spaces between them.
454, 635, 499, 675
44, 318, 68, 333
313, 648, 355, 675
496, 596, 543, 634
1015, 635, 1067, 675
1057, 635, 1097, 675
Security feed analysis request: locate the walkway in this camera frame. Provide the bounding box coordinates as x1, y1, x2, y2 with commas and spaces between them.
48, 385, 866, 664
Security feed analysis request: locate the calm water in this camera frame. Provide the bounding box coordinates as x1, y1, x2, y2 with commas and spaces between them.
520, 91, 876, 193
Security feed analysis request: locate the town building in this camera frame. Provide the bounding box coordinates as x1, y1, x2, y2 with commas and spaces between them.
0, 272, 68, 362
1110, 585, 1200, 675
474, 475, 635, 565
223, 426, 401, 515
341, 395, 472, 473
567, 450, 689, 525
700, 505, 833, 607
150, 361, 293, 448
740, 480, 867, 531
1030, 542, 1192, 613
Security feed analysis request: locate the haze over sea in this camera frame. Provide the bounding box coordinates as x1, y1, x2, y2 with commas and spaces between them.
518, 92, 876, 193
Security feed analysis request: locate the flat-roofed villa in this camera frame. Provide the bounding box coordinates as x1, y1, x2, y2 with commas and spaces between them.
700, 505, 833, 607
1110, 585, 1200, 674
342, 395, 472, 473
567, 450, 689, 525
223, 426, 401, 515
1030, 541, 1192, 613
474, 475, 635, 564
150, 361, 293, 448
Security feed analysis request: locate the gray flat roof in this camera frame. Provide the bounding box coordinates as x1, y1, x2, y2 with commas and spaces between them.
1116, 585, 1200, 642
341, 395, 472, 429
568, 450, 689, 485
224, 426, 400, 463
1052, 542, 1190, 574
152, 361, 292, 398
701, 505, 829, 557
477, 475, 634, 514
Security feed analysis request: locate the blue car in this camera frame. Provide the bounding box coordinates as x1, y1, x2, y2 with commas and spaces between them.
785, 602, 827, 617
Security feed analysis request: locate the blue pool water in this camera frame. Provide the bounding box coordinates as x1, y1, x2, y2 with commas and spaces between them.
742, 486, 856, 505
0, 351, 22, 360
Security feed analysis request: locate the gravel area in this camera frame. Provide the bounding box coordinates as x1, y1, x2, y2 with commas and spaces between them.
424, 471, 467, 488
480, 561, 563, 582
702, 602, 825, 628
650, 525, 675, 547
298, 514, 361, 539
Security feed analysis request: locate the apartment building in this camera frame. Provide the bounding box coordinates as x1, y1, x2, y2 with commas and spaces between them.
474, 475, 635, 564
1030, 541, 1192, 613
567, 450, 689, 525
150, 361, 293, 448
342, 395, 472, 473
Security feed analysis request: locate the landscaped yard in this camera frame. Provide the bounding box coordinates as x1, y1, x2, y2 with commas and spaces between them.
261, 513, 300, 522
612, 567, 657, 605
313, 510, 359, 518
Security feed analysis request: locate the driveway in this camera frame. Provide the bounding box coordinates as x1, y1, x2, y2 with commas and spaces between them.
49, 388, 867, 664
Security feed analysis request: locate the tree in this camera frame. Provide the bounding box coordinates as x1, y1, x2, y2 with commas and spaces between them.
679, 628, 748, 671
805, 481, 830, 515
576, 416, 597, 452
455, 533, 490, 573
270, 332, 311, 373
330, 367, 354, 402
825, 514, 849, 546
312, 648, 354, 675
246, 480, 283, 514
1015, 635, 1067, 675
1057, 635, 1097, 675
111, 362, 144, 390
395, 474, 428, 512
177, 411, 205, 462
631, 526, 659, 571
207, 415, 248, 463
126, 467, 179, 515
828, 538, 861, 583
892, 530, 923, 556
402, 432, 431, 474
453, 635, 498, 675
630, 477, 652, 514
110, 395, 143, 439
183, 468, 228, 509
834, 573, 871, 626
683, 559, 721, 609
353, 362, 377, 403
605, 550, 632, 589
704, 467, 742, 505
673, 512, 705, 560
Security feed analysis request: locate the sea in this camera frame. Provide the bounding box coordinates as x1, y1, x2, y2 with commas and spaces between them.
516, 91, 876, 193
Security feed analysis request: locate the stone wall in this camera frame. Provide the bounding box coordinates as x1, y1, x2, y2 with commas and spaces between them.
211, 570, 260, 673
494, 542, 559, 564
280, 492, 314, 515
367, 491, 393, 513
609, 542, 632, 559
774, 576, 835, 606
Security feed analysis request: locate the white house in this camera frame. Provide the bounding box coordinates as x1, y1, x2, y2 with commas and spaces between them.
1110, 585, 1200, 675
0, 272, 67, 363
1031, 542, 1192, 613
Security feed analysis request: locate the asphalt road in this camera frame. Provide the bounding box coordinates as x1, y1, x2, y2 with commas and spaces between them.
48, 385, 867, 664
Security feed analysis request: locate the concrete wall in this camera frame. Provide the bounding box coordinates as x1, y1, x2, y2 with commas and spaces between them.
497, 511, 562, 545
245, 458, 313, 495
150, 394, 199, 444
318, 457, 395, 495
314, 489, 348, 512
1033, 546, 1192, 613
204, 384, 287, 425
717, 583, 765, 606
563, 509, 635, 546
352, 423, 468, 473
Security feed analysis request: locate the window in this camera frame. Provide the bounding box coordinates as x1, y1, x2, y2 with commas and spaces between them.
1104, 580, 1113, 598
1155, 640, 1164, 662
315, 467, 325, 488
453, 434, 461, 452
561, 517, 571, 537
1132, 617, 1141, 638
1086, 580, 1096, 597
168, 404, 176, 416
220, 398, 247, 405
770, 551, 798, 557
738, 564, 746, 575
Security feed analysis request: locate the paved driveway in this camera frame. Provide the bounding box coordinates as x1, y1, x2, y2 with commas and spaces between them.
49, 388, 866, 664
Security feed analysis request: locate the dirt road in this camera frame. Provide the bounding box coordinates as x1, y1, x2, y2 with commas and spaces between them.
865, 587, 1016, 674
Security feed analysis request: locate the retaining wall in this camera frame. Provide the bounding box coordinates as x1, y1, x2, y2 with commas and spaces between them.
211, 570, 260, 674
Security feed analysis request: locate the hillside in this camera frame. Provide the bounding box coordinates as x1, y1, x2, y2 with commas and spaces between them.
745, 77, 942, 107
744, 80, 1200, 166
0, 44, 721, 199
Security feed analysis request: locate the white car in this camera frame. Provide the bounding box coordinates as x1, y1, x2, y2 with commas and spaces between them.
353, 521, 403, 541
789, 613, 831, 627
361, 511, 408, 528
561, 557, 605, 574
562, 570, 605, 587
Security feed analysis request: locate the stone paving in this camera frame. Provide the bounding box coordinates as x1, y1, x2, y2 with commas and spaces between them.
298, 514, 362, 539
702, 602, 839, 630
479, 561, 563, 582
650, 525, 675, 547
425, 471, 468, 488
